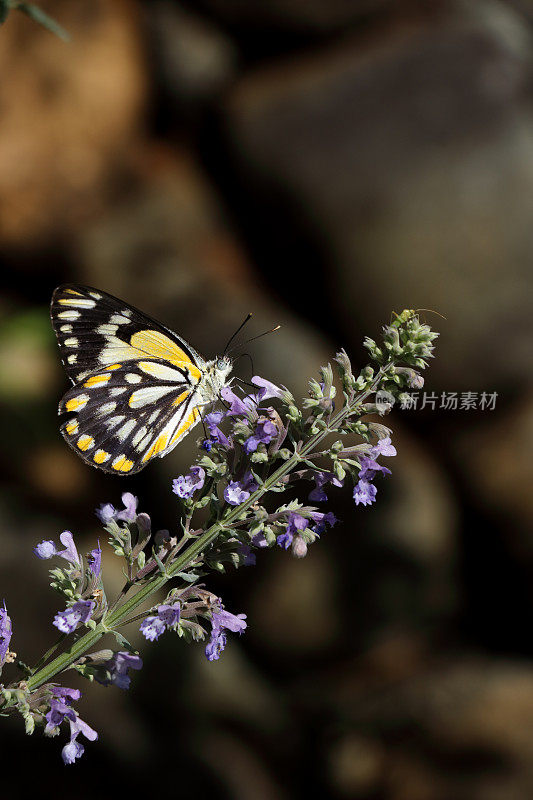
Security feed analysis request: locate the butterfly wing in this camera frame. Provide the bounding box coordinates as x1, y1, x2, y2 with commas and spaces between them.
51, 284, 208, 474
59, 360, 203, 474
51, 284, 205, 384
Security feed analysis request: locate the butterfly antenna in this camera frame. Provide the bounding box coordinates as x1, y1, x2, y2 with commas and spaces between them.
228, 325, 281, 354
233, 352, 255, 383
223, 313, 253, 356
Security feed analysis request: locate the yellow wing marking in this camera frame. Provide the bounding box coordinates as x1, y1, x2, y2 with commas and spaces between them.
58, 298, 96, 308
172, 390, 190, 407
65, 420, 79, 435
64, 289, 83, 296
66, 394, 89, 411
105, 363, 122, 370
142, 433, 170, 463
170, 407, 200, 446
94, 449, 111, 464
112, 455, 134, 472
84, 374, 111, 388
130, 331, 202, 380
77, 435, 94, 451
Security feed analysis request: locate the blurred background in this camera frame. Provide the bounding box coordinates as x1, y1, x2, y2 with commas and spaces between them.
1, 0, 533, 797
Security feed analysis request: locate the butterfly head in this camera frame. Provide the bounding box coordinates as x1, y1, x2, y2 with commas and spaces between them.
200, 355, 233, 401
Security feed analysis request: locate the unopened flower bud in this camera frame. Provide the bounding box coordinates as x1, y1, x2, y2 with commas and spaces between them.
291, 535, 308, 558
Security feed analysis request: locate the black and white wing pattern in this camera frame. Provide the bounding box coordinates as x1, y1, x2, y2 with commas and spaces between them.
51, 285, 206, 474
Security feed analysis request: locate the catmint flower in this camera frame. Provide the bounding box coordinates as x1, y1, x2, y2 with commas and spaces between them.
53, 601, 95, 634
201, 437, 216, 451
0, 602, 12, 666
205, 411, 230, 448
309, 511, 337, 535
45, 687, 97, 764
308, 472, 343, 502
353, 479, 378, 506
172, 466, 206, 500
244, 416, 278, 453
140, 616, 166, 642
205, 605, 247, 661
88, 542, 102, 578
157, 602, 181, 628
277, 512, 309, 550
353, 436, 397, 507
251, 375, 286, 402
224, 470, 258, 506
96, 492, 138, 524
221, 386, 255, 416
34, 540, 57, 559
140, 602, 181, 641
98, 651, 143, 690
372, 436, 397, 457
238, 544, 256, 566
34, 530, 80, 566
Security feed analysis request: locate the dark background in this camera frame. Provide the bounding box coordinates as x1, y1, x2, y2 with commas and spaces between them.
1, 1, 533, 797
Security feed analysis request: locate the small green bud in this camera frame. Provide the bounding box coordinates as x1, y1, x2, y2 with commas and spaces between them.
333, 461, 346, 481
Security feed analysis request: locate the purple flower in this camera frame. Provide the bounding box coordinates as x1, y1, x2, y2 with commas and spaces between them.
205, 604, 247, 661
140, 602, 181, 641
244, 416, 278, 454
277, 512, 309, 550
251, 376, 286, 402
372, 436, 397, 457
205, 411, 230, 448
44, 686, 97, 764
34, 540, 57, 559
238, 544, 256, 566
157, 602, 181, 628
0, 602, 12, 666
201, 437, 216, 451
172, 466, 206, 500
309, 510, 337, 535
53, 601, 95, 634
96, 492, 138, 524
358, 458, 391, 480
353, 479, 377, 506
308, 471, 343, 502
34, 531, 80, 566
220, 386, 254, 416
353, 437, 396, 508
224, 470, 258, 506
140, 615, 166, 642
98, 651, 143, 690
88, 542, 102, 578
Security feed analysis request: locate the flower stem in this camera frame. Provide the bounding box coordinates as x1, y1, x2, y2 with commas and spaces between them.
25, 371, 385, 693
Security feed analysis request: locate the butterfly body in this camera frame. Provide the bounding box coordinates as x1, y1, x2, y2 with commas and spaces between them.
51, 284, 233, 474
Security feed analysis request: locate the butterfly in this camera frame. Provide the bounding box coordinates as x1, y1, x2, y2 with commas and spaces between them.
50, 284, 234, 475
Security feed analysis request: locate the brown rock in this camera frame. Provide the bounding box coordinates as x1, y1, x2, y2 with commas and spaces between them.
0, 0, 146, 246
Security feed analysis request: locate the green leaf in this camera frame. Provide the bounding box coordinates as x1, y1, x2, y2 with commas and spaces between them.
0, 1, 10, 25
17, 3, 69, 41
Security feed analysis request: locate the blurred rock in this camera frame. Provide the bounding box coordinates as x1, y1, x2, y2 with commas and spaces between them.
199, 730, 290, 800
249, 545, 341, 653
454, 393, 533, 535
0, 0, 146, 247
193, 0, 416, 34
224, 0, 533, 390
304, 650, 533, 799
148, 1, 237, 110
328, 733, 385, 797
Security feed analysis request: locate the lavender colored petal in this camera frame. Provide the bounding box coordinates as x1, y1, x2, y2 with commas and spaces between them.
34, 540, 59, 559
58, 531, 80, 566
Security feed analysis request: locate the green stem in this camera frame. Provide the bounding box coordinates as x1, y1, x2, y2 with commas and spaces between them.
25, 371, 385, 693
